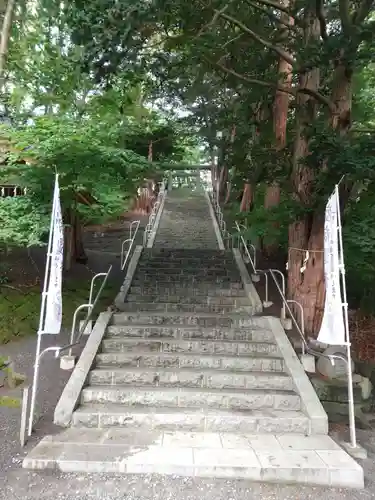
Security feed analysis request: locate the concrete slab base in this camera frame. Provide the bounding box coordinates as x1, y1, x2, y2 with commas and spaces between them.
281, 318, 292, 330
80, 320, 93, 336
300, 354, 316, 373
23, 429, 364, 488
60, 356, 76, 371
340, 441, 368, 460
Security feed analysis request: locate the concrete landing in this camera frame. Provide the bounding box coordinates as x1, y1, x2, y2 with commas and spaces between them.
23, 429, 364, 488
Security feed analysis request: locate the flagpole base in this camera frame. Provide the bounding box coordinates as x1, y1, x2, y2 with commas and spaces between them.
281, 318, 292, 330
340, 441, 367, 460
60, 355, 76, 371
299, 354, 316, 373
263, 301, 273, 308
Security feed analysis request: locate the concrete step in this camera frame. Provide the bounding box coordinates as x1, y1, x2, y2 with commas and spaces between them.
125, 295, 249, 306
139, 258, 235, 267
131, 278, 244, 288
106, 324, 275, 342
89, 367, 293, 391
81, 386, 301, 411
71, 405, 310, 434
129, 286, 246, 296
120, 302, 253, 314
144, 249, 229, 257
22, 429, 364, 488
95, 351, 285, 372
135, 267, 239, 276
134, 273, 241, 283
101, 337, 279, 356
111, 312, 260, 328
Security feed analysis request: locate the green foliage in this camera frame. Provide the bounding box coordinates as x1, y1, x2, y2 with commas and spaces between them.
0, 278, 118, 344
0, 197, 50, 247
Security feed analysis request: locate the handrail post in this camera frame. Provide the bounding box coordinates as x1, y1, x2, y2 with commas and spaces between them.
287, 299, 306, 355
270, 268, 286, 323
68, 303, 91, 357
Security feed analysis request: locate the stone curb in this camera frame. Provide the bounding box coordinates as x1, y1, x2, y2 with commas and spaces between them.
204, 191, 225, 250
114, 245, 143, 310
147, 191, 167, 248
54, 312, 112, 427
265, 315, 329, 435
232, 248, 263, 314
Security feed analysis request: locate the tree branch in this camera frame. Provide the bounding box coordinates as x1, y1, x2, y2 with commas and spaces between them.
247, 0, 299, 33
211, 58, 336, 111
315, 0, 328, 40
352, 0, 375, 25
216, 10, 296, 66
338, 0, 352, 33
249, 0, 296, 15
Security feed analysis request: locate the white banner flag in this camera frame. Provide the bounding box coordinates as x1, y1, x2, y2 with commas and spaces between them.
317, 191, 345, 345
44, 175, 64, 334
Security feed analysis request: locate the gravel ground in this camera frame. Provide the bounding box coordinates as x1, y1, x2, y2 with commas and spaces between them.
2, 332, 375, 500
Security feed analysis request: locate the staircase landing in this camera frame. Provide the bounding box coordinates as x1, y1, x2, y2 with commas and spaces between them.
24, 428, 362, 488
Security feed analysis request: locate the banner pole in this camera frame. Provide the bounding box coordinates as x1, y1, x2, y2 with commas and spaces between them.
28, 174, 58, 436
335, 184, 357, 448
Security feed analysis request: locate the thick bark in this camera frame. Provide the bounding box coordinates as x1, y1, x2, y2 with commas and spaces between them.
64, 208, 87, 270
240, 182, 253, 212
263, 0, 293, 255
287, 8, 322, 336
0, 0, 15, 94
218, 165, 228, 201
287, 16, 354, 336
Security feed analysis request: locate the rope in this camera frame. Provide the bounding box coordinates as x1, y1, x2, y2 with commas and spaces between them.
288, 247, 324, 253
287, 247, 324, 273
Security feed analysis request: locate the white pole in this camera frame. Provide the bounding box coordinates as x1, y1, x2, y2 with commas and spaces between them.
335, 184, 356, 448
28, 174, 58, 436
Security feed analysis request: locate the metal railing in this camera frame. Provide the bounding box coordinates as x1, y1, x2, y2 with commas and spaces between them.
209, 188, 234, 249
233, 224, 350, 367
206, 177, 357, 447
121, 220, 140, 271
143, 181, 166, 246
27, 265, 113, 438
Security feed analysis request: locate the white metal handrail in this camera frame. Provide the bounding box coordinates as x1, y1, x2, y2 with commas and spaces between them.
234, 226, 350, 367
143, 181, 166, 246
208, 189, 234, 249
27, 264, 113, 438
121, 220, 140, 271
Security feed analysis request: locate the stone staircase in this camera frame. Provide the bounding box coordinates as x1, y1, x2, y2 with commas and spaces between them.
73, 248, 307, 434
23, 188, 364, 488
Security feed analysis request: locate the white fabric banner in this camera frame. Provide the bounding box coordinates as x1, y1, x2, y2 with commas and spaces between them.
317, 191, 346, 345
44, 175, 64, 334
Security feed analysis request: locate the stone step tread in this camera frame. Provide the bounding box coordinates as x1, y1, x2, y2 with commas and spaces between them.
125, 296, 249, 304
129, 289, 247, 296
113, 311, 252, 321
73, 403, 305, 419
107, 323, 271, 334
90, 366, 290, 378
102, 336, 277, 347
22, 430, 363, 487
98, 349, 283, 361
83, 385, 298, 398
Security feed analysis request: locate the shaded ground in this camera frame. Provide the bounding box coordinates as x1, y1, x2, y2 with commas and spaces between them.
0, 215, 148, 344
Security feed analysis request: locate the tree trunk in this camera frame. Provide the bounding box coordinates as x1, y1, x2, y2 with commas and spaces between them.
263, 1, 293, 256
287, 8, 322, 336
64, 208, 87, 270
240, 182, 253, 212
218, 165, 228, 201
0, 0, 15, 95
